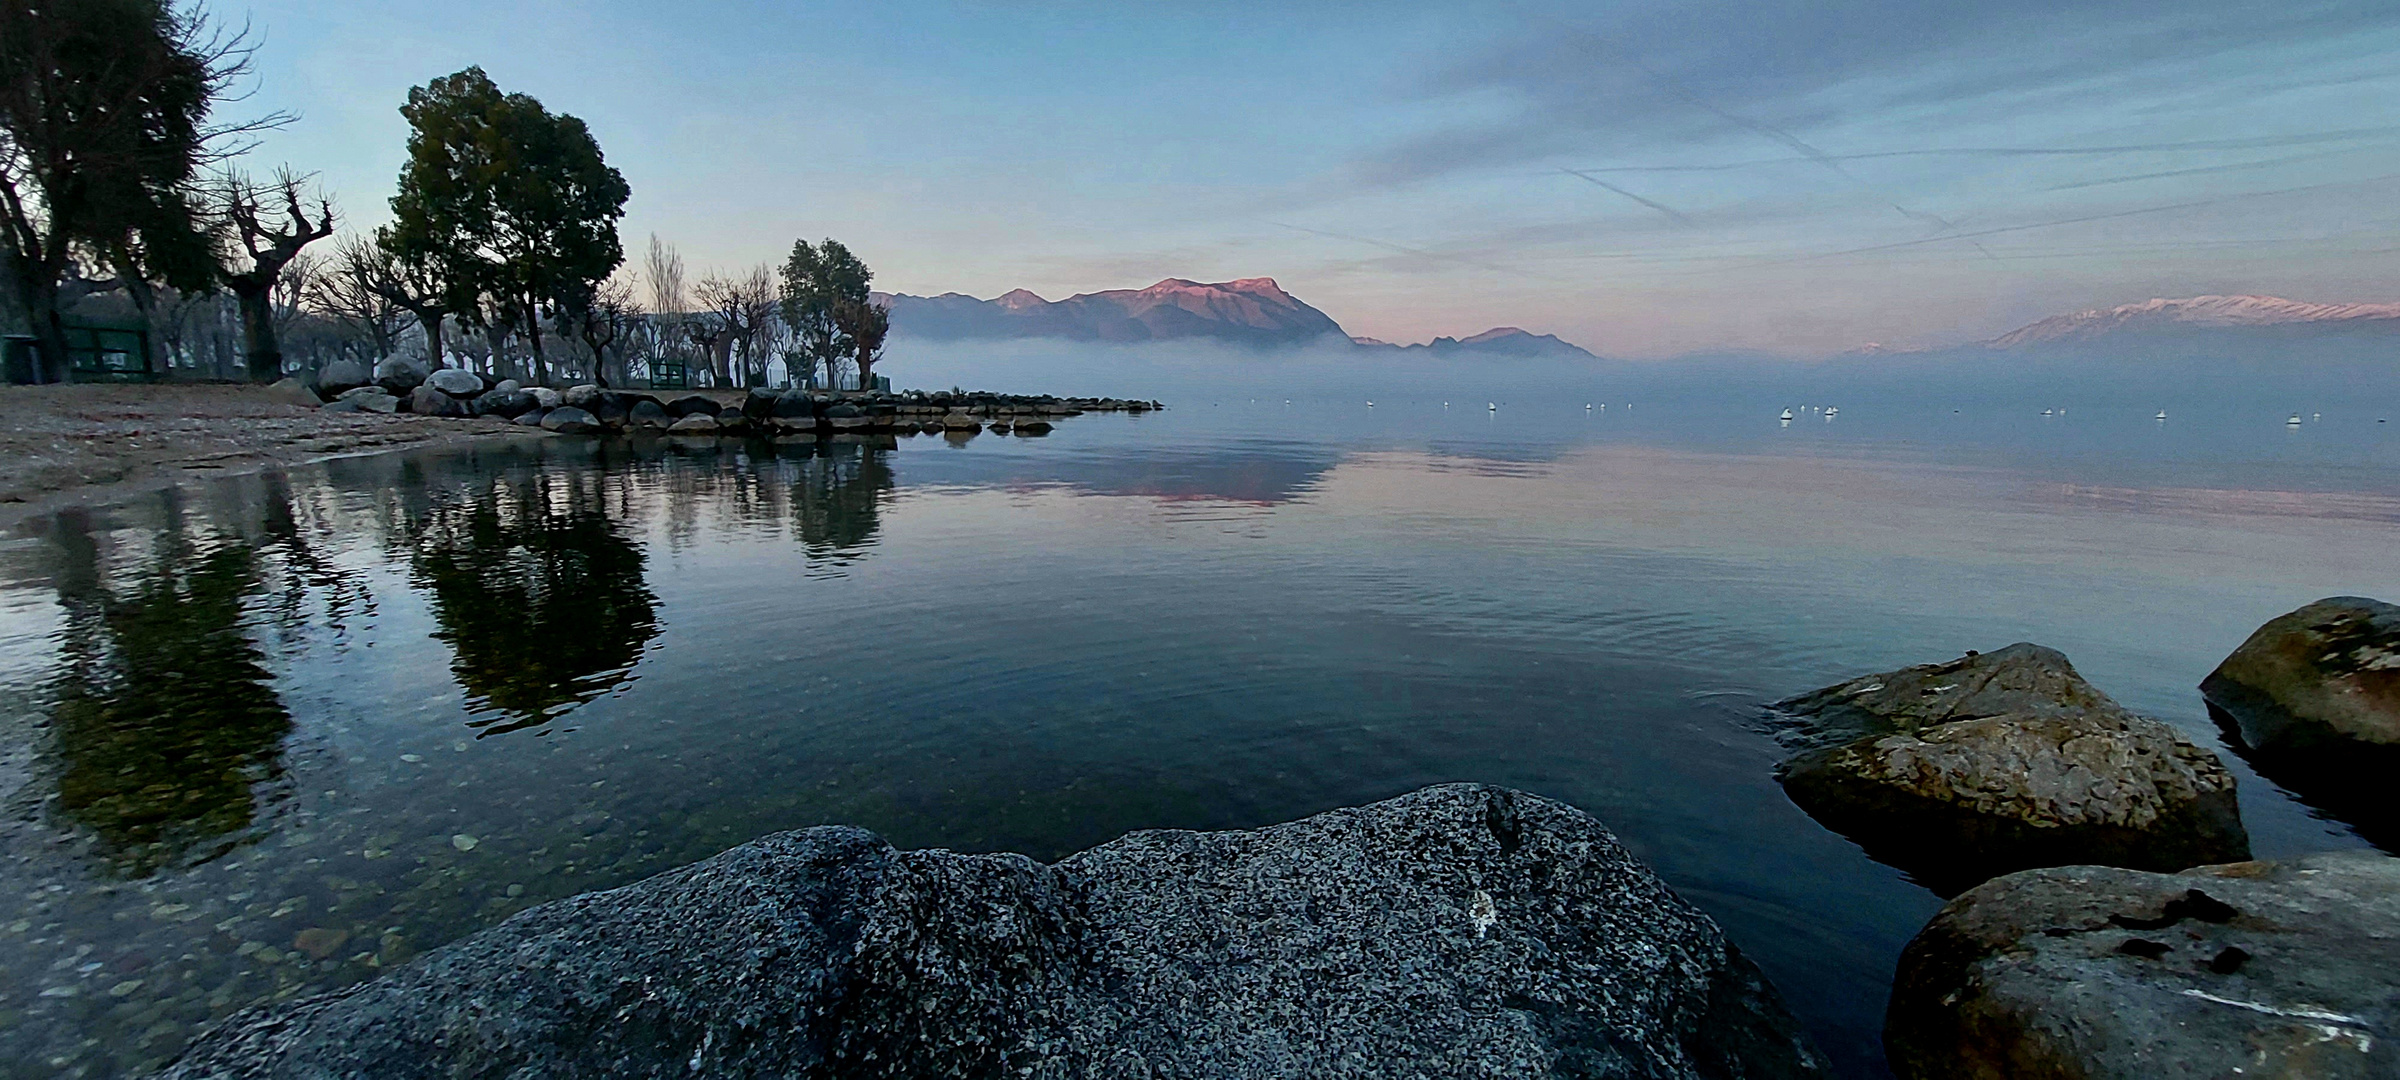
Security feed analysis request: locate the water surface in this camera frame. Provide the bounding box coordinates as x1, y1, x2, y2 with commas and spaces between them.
1, 395, 2394, 1078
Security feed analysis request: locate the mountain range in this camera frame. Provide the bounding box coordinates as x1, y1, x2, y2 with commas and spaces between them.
881, 275, 2400, 364
1987, 295, 2400, 349
877, 277, 1601, 360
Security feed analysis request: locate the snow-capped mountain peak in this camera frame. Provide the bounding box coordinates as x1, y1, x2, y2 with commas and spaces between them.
1991, 295, 2400, 347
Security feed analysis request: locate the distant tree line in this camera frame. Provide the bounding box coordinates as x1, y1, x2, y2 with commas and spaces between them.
0, 0, 889, 390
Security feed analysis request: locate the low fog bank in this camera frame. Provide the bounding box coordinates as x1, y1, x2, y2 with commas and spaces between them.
885, 334, 2400, 418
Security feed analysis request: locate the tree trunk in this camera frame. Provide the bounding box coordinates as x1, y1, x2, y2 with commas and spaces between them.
121, 275, 164, 377
855, 346, 876, 394
523, 299, 549, 387
412, 308, 446, 369
231, 279, 281, 382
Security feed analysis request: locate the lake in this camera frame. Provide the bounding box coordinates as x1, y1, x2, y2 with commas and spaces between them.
2, 389, 2395, 1078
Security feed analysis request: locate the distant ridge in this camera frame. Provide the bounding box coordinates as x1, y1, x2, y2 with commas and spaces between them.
877, 277, 1344, 347
1990, 294, 2400, 348
880, 277, 1601, 359
1351, 326, 1601, 361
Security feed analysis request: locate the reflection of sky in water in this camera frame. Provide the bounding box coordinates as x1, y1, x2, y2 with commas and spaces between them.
0, 402, 2395, 1079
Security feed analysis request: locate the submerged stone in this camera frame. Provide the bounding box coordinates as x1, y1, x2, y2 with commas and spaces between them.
162, 785, 1827, 1079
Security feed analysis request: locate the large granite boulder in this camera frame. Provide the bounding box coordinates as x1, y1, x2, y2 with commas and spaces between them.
162, 785, 1827, 1079
2203, 597, 2400, 753
373, 357, 427, 394
406, 384, 468, 418
772, 388, 818, 420
538, 406, 599, 434
335, 386, 398, 413
424, 367, 485, 397
742, 387, 782, 421
628, 396, 670, 428
666, 394, 722, 418
1773, 645, 2249, 895
470, 388, 538, 419
313, 358, 370, 397
2202, 597, 2400, 850
1885, 851, 2400, 1079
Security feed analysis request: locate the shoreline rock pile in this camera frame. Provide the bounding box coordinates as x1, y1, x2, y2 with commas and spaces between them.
162, 785, 1827, 1079
315, 368, 1164, 440
1771, 643, 2250, 896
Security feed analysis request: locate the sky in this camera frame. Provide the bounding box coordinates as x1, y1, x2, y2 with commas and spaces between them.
229, 0, 2400, 358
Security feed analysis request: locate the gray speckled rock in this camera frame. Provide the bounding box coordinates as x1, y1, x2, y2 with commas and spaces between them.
1774, 645, 2248, 895
161, 785, 1827, 1079
1885, 851, 2400, 1080
538, 406, 599, 434
424, 367, 484, 397
2202, 597, 2400, 851
2203, 597, 2400, 752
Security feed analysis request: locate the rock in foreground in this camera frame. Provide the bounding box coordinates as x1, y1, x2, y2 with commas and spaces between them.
2204, 597, 2400, 752
1774, 644, 2248, 895
1885, 851, 2400, 1079
2202, 597, 2400, 849
164, 785, 1826, 1079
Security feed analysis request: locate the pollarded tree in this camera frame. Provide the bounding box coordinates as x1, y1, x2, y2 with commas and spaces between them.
836, 294, 889, 392
214, 168, 333, 381
387, 67, 628, 387
0, 0, 270, 380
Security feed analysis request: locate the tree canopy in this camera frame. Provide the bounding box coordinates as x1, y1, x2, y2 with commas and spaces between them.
779, 238, 873, 387
387, 67, 628, 384
0, 0, 239, 378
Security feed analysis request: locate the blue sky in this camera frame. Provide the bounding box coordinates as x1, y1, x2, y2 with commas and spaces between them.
234, 0, 2400, 356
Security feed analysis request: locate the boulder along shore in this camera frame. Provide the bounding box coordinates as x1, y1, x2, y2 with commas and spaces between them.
159, 785, 1830, 1079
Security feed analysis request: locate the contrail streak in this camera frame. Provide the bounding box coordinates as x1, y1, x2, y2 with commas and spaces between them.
1560, 169, 1695, 226
1710, 170, 2400, 272
1262, 221, 1569, 282
1560, 128, 2400, 174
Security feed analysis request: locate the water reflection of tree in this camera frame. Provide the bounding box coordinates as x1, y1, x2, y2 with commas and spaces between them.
790, 442, 892, 562
408, 474, 659, 734
45, 507, 293, 876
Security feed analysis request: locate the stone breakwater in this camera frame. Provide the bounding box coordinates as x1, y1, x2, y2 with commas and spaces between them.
316, 365, 1161, 440
159, 785, 1829, 1079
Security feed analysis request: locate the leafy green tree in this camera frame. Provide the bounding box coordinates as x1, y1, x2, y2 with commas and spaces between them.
778, 238, 873, 388
0, 0, 256, 381
387, 67, 629, 386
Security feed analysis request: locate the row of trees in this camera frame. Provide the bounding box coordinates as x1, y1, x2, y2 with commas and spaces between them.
1, 1, 892, 390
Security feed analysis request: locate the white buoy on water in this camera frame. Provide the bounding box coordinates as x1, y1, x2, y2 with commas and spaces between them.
2288, 414, 2303, 425
1780, 408, 1794, 421
1487, 402, 1497, 411
2156, 410, 2168, 421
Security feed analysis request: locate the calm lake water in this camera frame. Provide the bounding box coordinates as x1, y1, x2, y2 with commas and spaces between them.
2, 392, 2395, 1078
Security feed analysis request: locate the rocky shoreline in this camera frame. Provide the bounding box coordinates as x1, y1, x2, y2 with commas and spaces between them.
308, 359, 1162, 440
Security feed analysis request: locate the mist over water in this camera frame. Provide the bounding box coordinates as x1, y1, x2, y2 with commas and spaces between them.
1, 349, 2395, 1078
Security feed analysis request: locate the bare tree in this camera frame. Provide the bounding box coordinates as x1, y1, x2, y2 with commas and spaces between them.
692, 270, 762, 388
214, 168, 334, 381
573, 275, 635, 387
641, 234, 685, 386
307, 235, 408, 363
354, 228, 450, 370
